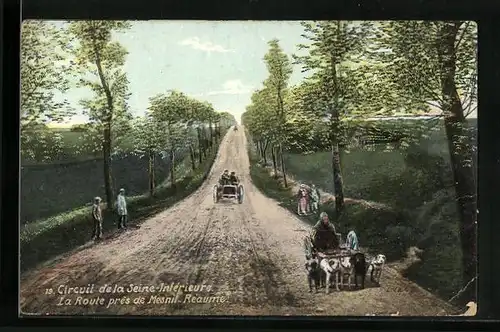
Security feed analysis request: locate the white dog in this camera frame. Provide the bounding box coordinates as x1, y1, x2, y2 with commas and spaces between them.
319, 256, 341, 293
369, 254, 386, 284
339, 256, 354, 289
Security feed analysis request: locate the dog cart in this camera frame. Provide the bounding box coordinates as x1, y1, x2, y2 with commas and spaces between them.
314, 231, 365, 261
307, 229, 366, 289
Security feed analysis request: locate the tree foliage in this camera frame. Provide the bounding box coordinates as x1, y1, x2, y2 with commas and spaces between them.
148, 91, 192, 155
20, 21, 75, 161
68, 20, 133, 152
370, 21, 477, 116
263, 39, 293, 140
21, 21, 74, 128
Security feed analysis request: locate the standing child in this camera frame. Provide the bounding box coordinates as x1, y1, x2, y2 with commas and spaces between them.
346, 230, 359, 251
91, 197, 103, 240
116, 188, 128, 229
310, 184, 320, 213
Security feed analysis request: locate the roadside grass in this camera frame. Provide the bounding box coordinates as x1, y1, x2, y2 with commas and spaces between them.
248, 140, 464, 303
250, 154, 409, 261
20, 142, 221, 273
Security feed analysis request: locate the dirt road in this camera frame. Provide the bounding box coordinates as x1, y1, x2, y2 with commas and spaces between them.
20, 127, 458, 316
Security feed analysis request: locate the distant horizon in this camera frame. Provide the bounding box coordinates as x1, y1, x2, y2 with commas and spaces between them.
46, 113, 478, 129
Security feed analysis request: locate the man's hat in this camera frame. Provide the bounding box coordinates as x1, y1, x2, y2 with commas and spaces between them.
94, 196, 102, 202
119, 188, 125, 193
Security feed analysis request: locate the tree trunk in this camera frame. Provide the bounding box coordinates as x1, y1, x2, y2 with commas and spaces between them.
169, 149, 176, 189
438, 21, 477, 302
213, 123, 218, 144
280, 144, 287, 188
257, 141, 262, 158
328, 50, 346, 217
263, 140, 269, 165
276, 146, 281, 169
102, 125, 114, 208
148, 149, 156, 197
196, 127, 203, 163
331, 140, 345, 216
271, 146, 278, 178
209, 122, 214, 150
91, 25, 115, 208
189, 145, 196, 170
202, 127, 209, 157
202, 139, 208, 159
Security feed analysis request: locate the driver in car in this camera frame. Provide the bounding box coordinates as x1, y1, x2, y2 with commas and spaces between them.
220, 169, 230, 185
229, 171, 239, 185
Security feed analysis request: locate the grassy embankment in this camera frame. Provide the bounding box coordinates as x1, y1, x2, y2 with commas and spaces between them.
248, 136, 464, 304
20, 134, 225, 273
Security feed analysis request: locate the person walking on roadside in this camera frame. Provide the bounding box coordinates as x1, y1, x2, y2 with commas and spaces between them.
116, 188, 128, 229
91, 197, 103, 241
310, 184, 320, 213
297, 184, 309, 215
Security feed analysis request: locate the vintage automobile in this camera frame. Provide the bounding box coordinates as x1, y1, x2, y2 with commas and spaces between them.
213, 182, 244, 204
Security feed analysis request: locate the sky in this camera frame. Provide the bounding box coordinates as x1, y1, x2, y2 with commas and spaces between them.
45, 20, 477, 127
48, 20, 310, 126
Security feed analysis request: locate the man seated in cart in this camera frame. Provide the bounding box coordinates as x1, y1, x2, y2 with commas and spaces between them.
229, 171, 239, 185
308, 212, 342, 255
219, 169, 230, 186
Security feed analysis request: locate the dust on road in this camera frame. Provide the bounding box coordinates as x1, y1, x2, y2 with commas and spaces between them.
20, 128, 458, 316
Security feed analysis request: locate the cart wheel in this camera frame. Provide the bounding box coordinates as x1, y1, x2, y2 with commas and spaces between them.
238, 185, 244, 204
213, 185, 219, 203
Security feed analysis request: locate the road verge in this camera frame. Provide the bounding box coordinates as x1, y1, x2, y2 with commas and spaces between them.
21, 135, 227, 273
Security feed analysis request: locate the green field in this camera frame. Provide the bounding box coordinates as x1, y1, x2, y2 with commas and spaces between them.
22, 126, 157, 164
284, 148, 407, 202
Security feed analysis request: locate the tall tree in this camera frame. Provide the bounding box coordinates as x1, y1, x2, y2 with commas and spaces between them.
185, 99, 203, 170
69, 21, 132, 207
148, 91, 191, 189
218, 111, 237, 129
192, 101, 212, 164
372, 21, 477, 301
263, 39, 293, 187
293, 21, 372, 215
244, 88, 279, 172
130, 115, 168, 196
